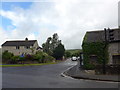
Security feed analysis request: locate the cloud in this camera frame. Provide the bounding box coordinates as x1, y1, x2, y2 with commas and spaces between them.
0, 28, 8, 45
0, 0, 119, 49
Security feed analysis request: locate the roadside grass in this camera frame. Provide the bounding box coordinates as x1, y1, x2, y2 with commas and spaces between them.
0, 62, 57, 67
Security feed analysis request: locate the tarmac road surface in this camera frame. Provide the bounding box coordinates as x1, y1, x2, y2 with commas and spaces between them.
2, 59, 119, 88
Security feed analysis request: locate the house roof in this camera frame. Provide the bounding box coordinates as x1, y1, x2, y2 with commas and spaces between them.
2, 40, 37, 46
83, 28, 120, 43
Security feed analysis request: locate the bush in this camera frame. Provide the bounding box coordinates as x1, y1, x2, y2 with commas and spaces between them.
10, 56, 19, 64
43, 53, 54, 63
19, 57, 25, 61
25, 54, 34, 61
34, 51, 55, 63
48, 56, 55, 62
65, 51, 71, 58
33, 53, 42, 63
83, 64, 95, 70
2, 51, 14, 62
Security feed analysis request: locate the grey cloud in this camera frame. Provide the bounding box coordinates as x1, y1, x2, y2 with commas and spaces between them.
1, 0, 119, 49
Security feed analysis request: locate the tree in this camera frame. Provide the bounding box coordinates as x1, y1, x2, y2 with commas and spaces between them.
52, 43, 65, 60
42, 33, 65, 58
51, 33, 59, 50
65, 51, 71, 58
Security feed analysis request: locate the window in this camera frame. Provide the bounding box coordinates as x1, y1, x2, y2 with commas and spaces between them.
112, 55, 120, 64
25, 46, 30, 49
89, 55, 98, 65
16, 46, 20, 49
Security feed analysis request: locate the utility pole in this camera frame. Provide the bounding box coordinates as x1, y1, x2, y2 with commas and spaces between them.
103, 28, 114, 74
103, 28, 107, 74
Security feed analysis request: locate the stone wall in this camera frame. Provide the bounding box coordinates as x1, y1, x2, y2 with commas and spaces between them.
108, 42, 120, 64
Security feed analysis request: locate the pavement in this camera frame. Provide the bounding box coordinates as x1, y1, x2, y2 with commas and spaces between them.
63, 64, 120, 82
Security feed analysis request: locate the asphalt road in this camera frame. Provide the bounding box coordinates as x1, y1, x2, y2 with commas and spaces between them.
2, 59, 119, 88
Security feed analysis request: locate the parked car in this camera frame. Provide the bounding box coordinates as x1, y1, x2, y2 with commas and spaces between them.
71, 56, 77, 61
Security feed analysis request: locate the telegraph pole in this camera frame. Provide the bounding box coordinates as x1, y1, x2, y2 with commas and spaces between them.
103, 28, 107, 74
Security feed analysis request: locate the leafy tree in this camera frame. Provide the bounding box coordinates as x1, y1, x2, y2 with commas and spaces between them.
42, 37, 52, 55
65, 51, 71, 58
42, 33, 65, 59
72, 51, 80, 57
52, 43, 65, 60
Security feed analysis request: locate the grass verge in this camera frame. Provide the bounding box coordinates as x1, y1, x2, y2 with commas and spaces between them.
0, 62, 56, 67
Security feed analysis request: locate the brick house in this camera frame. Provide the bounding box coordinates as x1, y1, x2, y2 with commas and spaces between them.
1, 38, 42, 55
82, 28, 120, 65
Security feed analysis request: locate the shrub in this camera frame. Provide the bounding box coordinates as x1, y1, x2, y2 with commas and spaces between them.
48, 56, 55, 62
35, 51, 55, 63
65, 51, 71, 58
25, 54, 34, 61
33, 54, 42, 63
83, 64, 95, 70
19, 57, 25, 61
10, 56, 19, 64
2, 51, 14, 62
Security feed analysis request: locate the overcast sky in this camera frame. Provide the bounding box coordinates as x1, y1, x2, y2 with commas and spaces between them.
0, 0, 119, 49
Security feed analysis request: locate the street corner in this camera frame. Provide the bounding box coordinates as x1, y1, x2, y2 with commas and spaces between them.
62, 65, 120, 82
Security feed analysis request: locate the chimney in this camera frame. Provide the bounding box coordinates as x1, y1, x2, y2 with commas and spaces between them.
25, 38, 28, 41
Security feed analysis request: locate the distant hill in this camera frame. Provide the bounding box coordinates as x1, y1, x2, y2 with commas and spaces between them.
66, 49, 82, 55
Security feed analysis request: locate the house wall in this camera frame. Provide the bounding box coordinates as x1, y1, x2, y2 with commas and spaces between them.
2, 46, 32, 55
108, 42, 120, 64
2, 41, 39, 55
31, 41, 39, 54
